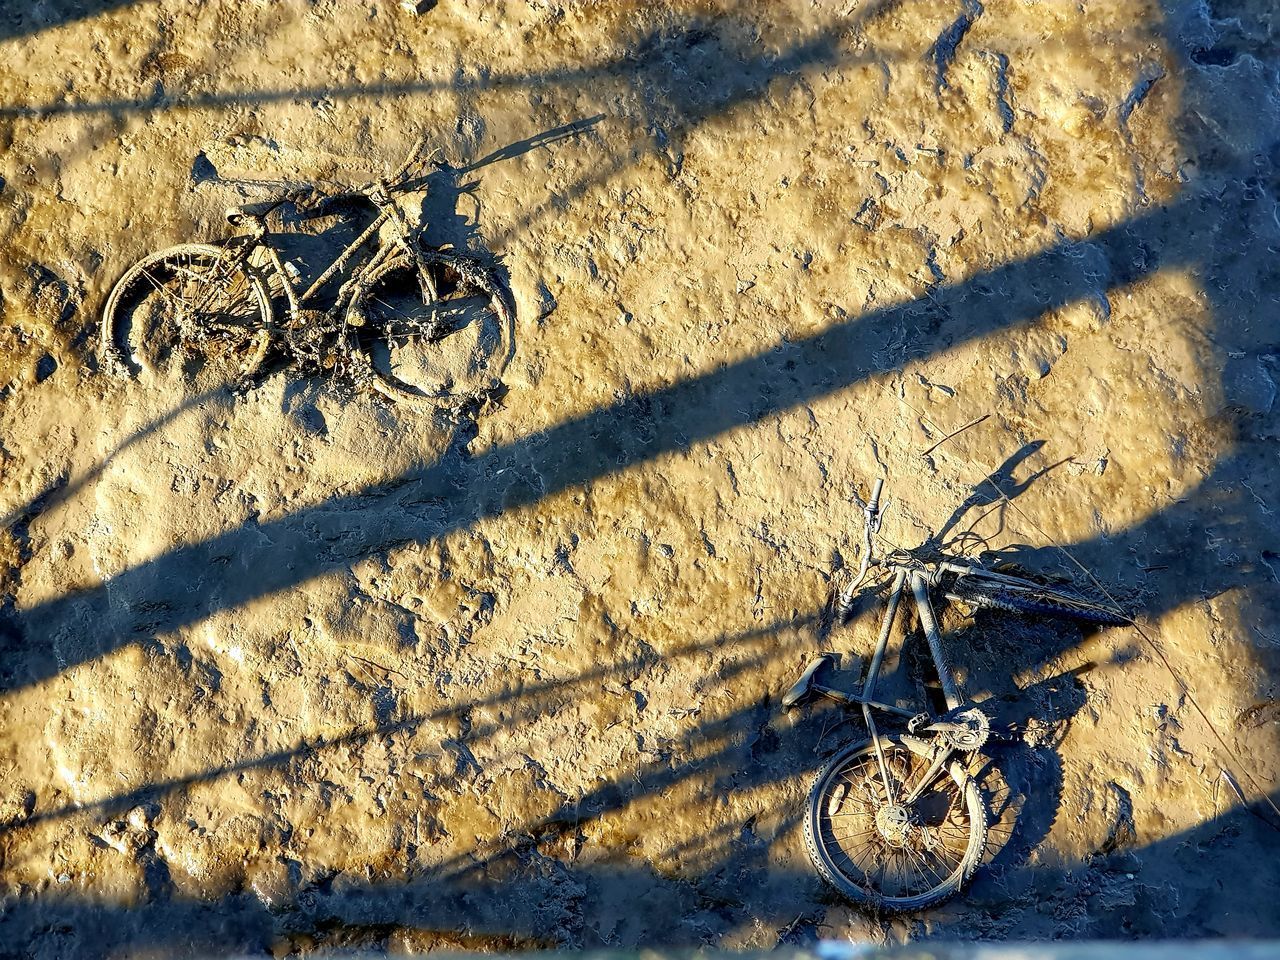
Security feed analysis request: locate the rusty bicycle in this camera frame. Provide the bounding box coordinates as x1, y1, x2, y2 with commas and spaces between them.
783, 476, 1129, 912
99, 138, 514, 406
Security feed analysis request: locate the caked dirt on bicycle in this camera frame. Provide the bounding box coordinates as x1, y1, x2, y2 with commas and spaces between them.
99, 137, 516, 416
782, 477, 1130, 912
3, 0, 1280, 953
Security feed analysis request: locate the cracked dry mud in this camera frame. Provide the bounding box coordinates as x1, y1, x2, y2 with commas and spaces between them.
1, 0, 1279, 955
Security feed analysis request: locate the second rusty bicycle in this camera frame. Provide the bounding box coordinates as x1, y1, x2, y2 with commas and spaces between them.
100, 137, 514, 406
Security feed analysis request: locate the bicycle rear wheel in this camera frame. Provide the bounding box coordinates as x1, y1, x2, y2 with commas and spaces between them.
348, 249, 514, 405
100, 243, 272, 392
804, 734, 988, 913
949, 580, 1130, 627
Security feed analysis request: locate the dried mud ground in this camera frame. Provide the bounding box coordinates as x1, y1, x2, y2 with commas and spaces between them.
2, 0, 1280, 956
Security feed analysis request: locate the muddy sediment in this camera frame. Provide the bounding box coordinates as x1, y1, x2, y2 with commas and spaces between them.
1, 1, 1279, 955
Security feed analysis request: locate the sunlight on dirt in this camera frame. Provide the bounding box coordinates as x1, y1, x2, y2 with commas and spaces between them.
1, 0, 1278, 954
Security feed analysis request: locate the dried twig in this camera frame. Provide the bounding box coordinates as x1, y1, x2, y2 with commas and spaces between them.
919, 413, 989, 457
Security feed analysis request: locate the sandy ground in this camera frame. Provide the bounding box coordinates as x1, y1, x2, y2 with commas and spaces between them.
1, 0, 1279, 955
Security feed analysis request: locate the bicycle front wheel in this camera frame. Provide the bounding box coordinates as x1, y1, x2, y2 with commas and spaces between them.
804, 735, 988, 913
348, 250, 514, 405
950, 580, 1130, 627
100, 243, 272, 391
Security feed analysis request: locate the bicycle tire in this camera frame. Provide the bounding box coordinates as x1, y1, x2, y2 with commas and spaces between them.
804, 734, 988, 913
347, 249, 514, 405
950, 581, 1130, 627
100, 243, 273, 389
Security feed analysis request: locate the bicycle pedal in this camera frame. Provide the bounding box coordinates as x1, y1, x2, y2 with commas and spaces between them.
907, 712, 935, 735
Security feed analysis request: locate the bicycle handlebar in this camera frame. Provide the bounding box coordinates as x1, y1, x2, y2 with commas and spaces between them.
389, 135, 432, 183
358, 135, 441, 199
868, 478, 884, 514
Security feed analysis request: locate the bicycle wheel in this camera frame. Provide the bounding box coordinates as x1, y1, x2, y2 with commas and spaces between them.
348, 249, 514, 405
100, 243, 272, 391
950, 580, 1130, 626
804, 734, 988, 912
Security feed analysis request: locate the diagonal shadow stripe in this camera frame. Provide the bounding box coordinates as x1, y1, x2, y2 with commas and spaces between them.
2, 613, 815, 834
4, 196, 1197, 695
0, 0, 139, 44
0, 26, 848, 120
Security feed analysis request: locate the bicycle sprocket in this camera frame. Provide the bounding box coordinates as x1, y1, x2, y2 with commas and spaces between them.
942, 707, 990, 752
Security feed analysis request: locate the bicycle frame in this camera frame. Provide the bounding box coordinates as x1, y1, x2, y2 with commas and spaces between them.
227, 189, 419, 327
794, 474, 1127, 908
821, 491, 1119, 802
100, 136, 472, 392
853, 563, 970, 802
823, 478, 1014, 803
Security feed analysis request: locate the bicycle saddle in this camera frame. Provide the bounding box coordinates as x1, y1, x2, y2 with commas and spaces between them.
782, 653, 839, 710
225, 197, 287, 226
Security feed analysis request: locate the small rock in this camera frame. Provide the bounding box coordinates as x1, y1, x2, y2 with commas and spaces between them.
35, 354, 56, 383
536, 281, 558, 323
852, 197, 881, 230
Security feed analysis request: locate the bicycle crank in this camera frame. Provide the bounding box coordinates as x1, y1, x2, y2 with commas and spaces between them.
908, 707, 991, 752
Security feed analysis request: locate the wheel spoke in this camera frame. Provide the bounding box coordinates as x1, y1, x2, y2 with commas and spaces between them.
907, 847, 933, 893
906, 843, 945, 887
838, 842, 875, 880
929, 842, 961, 876
811, 739, 981, 908
114, 249, 267, 386
368, 290, 430, 327
139, 267, 187, 312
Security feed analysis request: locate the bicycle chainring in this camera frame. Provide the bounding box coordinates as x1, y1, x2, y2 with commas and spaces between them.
942, 707, 990, 752
283, 311, 336, 369
283, 313, 376, 391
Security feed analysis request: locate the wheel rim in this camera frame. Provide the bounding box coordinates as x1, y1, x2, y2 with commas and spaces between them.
115, 249, 269, 391
812, 742, 979, 905
355, 254, 511, 403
